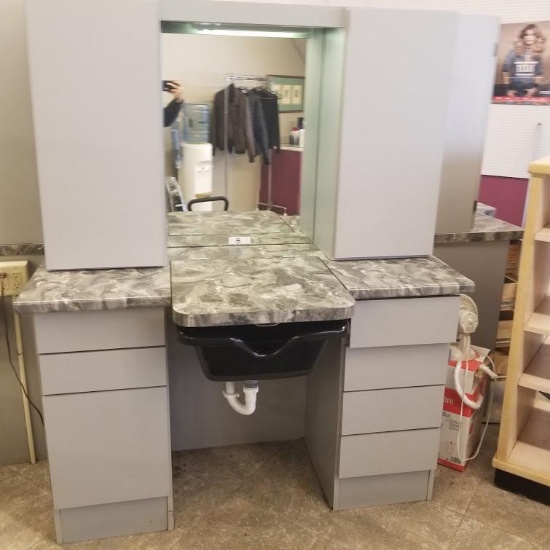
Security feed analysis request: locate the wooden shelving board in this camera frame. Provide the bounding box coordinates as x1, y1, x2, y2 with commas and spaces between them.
535, 227, 550, 243
519, 341, 550, 393
505, 399, 550, 486
526, 297, 550, 336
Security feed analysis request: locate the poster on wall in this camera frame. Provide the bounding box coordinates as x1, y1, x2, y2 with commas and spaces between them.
269, 75, 305, 112
493, 21, 550, 105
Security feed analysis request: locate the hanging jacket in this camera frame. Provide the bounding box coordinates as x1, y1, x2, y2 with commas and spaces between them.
247, 89, 270, 164
253, 87, 280, 152
210, 85, 256, 162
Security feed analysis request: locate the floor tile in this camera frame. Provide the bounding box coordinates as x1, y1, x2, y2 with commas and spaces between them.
467, 479, 550, 547
1, 431, 548, 550
449, 515, 541, 549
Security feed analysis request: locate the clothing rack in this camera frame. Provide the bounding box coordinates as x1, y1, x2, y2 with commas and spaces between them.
223, 74, 286, 215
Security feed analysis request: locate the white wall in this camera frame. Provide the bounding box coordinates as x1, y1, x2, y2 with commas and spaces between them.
161, 33, 306, 211
0, 0, 42, 245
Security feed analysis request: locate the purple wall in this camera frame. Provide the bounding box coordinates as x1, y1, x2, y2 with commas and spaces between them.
478, 176, 528, 227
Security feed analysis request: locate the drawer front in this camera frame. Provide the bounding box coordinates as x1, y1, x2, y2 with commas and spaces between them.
34, 308, 165, 353
44, 387, 172, 509
349, 297, 458, 349
341, 386, 444, 435
339, 428, 440, 478
39, 347, 167, 395
344, 344, 448, 391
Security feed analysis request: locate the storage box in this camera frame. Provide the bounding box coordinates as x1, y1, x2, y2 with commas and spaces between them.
439, 351, 489, 471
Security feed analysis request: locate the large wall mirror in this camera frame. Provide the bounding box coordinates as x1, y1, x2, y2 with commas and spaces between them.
160, 23, 310, 215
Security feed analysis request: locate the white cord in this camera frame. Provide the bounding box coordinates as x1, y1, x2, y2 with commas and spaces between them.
455, 339, 497, 464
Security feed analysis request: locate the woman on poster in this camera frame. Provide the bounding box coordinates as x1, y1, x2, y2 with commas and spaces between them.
502, 24, 546, 97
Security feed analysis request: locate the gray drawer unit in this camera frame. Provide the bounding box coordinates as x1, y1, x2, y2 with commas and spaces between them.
341, 386, 445, 435
339, 428, 440, 478
344, 344, 449, 391
349, 296, 458, 348
39, 347, 167, 395
34, 308, 165, 354
44, 387, 172, 510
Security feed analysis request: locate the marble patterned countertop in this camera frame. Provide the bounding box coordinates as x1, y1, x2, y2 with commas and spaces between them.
15, 211, 476, 319
434, 212, 523, 244
14, 266, 171, 314
172, 256, 355, 327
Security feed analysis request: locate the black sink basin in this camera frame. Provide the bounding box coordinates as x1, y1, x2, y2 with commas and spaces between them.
177, 319, 349, 381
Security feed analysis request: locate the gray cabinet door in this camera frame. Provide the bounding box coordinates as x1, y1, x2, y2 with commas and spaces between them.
44, 387, 172, 509
34, 308, 165, 354
39, 347, 167, 395
25, 0, 166, 269
349, 297, 459, 349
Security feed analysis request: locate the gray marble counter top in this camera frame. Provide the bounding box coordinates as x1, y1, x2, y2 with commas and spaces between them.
434, 213, 523, 244
168, 210, 294, 236
169, 243, 326, 262
171, 257, 355, 327
325, 257, 474, 300
14, 265, 170, 314
167, 232, 311, 248
15, 211, 479, 316
0, 243, 44, 257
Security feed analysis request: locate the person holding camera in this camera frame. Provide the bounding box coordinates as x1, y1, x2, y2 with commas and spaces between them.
163, 80, 184, 127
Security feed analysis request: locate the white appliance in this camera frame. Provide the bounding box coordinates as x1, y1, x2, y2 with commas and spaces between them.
179, 143, 213, 211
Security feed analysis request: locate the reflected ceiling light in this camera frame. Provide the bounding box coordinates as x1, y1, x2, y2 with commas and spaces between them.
161, 21, 310, 39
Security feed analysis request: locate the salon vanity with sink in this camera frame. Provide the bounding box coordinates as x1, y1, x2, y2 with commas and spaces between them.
18, 0, 499, 542
15, 211, 473, 543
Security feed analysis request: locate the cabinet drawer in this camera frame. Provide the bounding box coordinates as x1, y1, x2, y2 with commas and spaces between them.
341, 386, 444, 435
44, 387, 172, 509
349, 297, 458, 348
344, 344, 448, 391
339, 428, 440, 478
34, 308, 165, 353
39, 347, 167, 395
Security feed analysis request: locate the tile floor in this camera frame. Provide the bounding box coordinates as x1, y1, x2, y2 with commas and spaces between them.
0, 425, 548, 549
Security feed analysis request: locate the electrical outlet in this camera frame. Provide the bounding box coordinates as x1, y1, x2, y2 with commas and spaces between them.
0, 260, 29, 297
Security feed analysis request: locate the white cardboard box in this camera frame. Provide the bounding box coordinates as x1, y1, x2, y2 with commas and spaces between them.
439, 369, 489, 471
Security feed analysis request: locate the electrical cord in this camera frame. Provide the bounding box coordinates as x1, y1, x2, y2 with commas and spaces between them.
0, 277, 44, 426
455, 339, 496, 464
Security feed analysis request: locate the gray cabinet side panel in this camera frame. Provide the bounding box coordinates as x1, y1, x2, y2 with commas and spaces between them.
311, 29, 346, 259
434, 240, 508, 351
299, 30, 323, 239
436, 15, 499, 234
58, 497, 168, 544
305, 338, 345, 509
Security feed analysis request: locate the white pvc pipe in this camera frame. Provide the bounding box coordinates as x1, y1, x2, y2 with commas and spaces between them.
223, 381, 259, 415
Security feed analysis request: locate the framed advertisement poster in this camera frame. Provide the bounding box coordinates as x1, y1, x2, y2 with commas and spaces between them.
492, 21, 550, 105
269, 75, 305, 112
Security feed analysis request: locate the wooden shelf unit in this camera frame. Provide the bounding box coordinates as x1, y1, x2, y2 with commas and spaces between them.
493, 155, 550, 498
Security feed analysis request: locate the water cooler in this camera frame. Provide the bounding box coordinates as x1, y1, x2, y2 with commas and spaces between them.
178, 104, 213, 211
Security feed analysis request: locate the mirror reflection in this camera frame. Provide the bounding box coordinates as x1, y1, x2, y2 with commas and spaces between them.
161, 30, 307, 215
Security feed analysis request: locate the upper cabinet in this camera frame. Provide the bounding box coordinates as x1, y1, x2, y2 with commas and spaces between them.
25, 1, 497, 269
26, 0, 167, 270
307, 9, 498, 259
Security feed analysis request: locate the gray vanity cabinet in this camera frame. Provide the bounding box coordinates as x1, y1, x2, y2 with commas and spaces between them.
34, 308, 173, 544
306, 296, 458, 510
